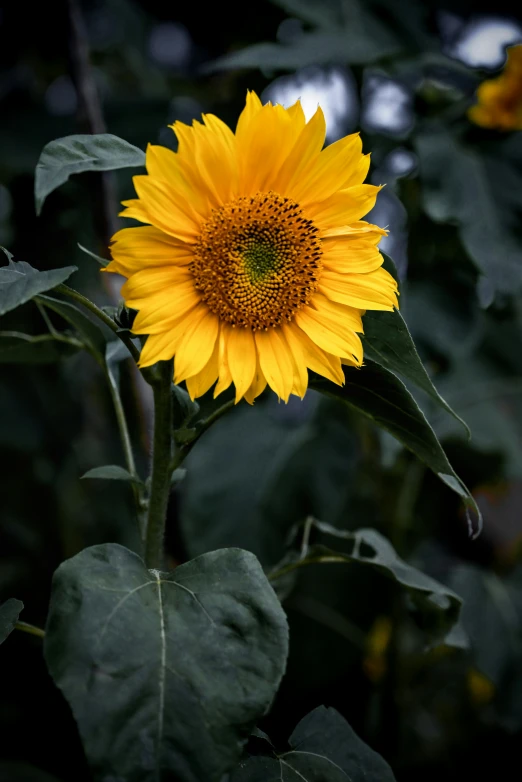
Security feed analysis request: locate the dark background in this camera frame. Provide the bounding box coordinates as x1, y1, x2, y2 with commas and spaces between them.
2, 1, 522, 779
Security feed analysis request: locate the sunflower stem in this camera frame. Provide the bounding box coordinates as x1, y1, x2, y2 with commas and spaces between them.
144, 360, 174, 570
55, 284, 141, 363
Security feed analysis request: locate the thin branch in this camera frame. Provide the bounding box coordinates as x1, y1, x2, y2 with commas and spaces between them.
15, 621, 45, 640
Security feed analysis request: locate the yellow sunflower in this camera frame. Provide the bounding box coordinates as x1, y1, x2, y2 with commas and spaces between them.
468, 44, 522, 131
106, 92, 398, 403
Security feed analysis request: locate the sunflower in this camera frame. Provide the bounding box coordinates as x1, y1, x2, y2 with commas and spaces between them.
468, 44, 522, 131
106, 92, 398, 403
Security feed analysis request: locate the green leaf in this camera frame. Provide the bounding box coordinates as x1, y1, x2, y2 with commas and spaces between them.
271, 522, 463, 647
44, 543, 289, 782
0, 331, 81, 363
81, 465, 142, 484
37, 294, 108, 362
0, 598, 23, 645
231, 706, 396, 781
363, 304, 470, 436
415, 126, 522, 295
310, 361, 482, 535
0, 254, 77, 317
35, 134, 145, 214
172, 382, 200, 432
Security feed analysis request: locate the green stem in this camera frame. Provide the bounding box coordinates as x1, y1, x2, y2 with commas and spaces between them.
55, 283, 141, 363
144, 360, 174, 570
168, 398, 236, 473
15, 621, 45, 639
105, 365, 147, 539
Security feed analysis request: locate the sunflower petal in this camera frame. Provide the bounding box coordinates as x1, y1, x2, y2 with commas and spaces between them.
173, 309, 220, 383
255, 328, 294, 402
227, 326, 257, 402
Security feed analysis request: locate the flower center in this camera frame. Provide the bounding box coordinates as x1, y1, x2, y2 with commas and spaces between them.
191, 191, 322, 330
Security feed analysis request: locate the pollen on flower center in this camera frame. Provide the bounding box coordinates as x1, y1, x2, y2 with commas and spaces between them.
191, 190, 323, 330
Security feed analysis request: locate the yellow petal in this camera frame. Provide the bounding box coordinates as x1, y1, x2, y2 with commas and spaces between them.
244, 362, 267, 404
319, 267, 398, 311
295, 306, 363, 363
185, 335, 220, 400
235, 90, 264, 140
191, 115, 239, 205
138, 328, 178, 367
108, 226, 193, 277
294, 325, 345, 385
290, 133, 363, 205
255, 328, 294, 402
173, 309, 220, 383
236, 103, 305, 194
132, 176, 201, 242
307, 185, 382, 228
322, 238, 384, 274
281, 323, 309, 399
145, 144, 210, 218
131, 283, 201, 335
121, 267, 191, 300
311, 293, 364, 332
226, 326, 257, 403
275, 107, 326, 194
214, 330, 233, 397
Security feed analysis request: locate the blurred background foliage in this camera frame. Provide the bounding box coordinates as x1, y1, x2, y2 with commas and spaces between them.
2, 0, 522, 779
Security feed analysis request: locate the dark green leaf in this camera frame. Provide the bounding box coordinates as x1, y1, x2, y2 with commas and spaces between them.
44, 543, 289, 782
35, 134, 145, 214
363, 256, 469, 436
0, 331, 81, 363
0, 763, 62, 782
81, 465, 142, 484
271, 523, 463, 647
37, 294, 108, 362
415, 126, 522, 295
310, 361, 482, 535
0, 255, 77, 317
231, 706, 396, 781
0, 598, 23, 644
172, 382, 200, 432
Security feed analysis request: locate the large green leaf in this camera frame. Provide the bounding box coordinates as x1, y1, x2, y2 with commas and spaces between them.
0, 331, 81, 363
362, 257, 469, 435
310, 361, 481, 534
270, 522, 463, 647
0, 598, 23, 645
44, 543, 288, 782
231, 706, 396, 781
35, 134, 145, 214
415, 126, 522, 295
0, 252, 77, 317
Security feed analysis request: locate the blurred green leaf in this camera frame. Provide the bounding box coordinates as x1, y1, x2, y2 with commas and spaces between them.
172, 382, 200, 433
310, 362, 481, 533
0, 598, 23, 645
205, 0, 398, 73
415, 125, 522, 295
0, 331, 81, 363
35, 134, 145, 214
271, 522, 463, 647
81, 465, 143, 484
77, 243, 110, 268
0, 253, 77, 317
44, 543, 288, 782
231, 706, 396, 781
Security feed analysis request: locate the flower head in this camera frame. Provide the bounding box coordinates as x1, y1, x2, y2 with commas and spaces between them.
106, 92, 398, 403
468, 44, 522, 131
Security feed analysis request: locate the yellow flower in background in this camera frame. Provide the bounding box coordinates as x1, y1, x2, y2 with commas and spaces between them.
468, 44, 522, 131
106, 92, 398, 403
